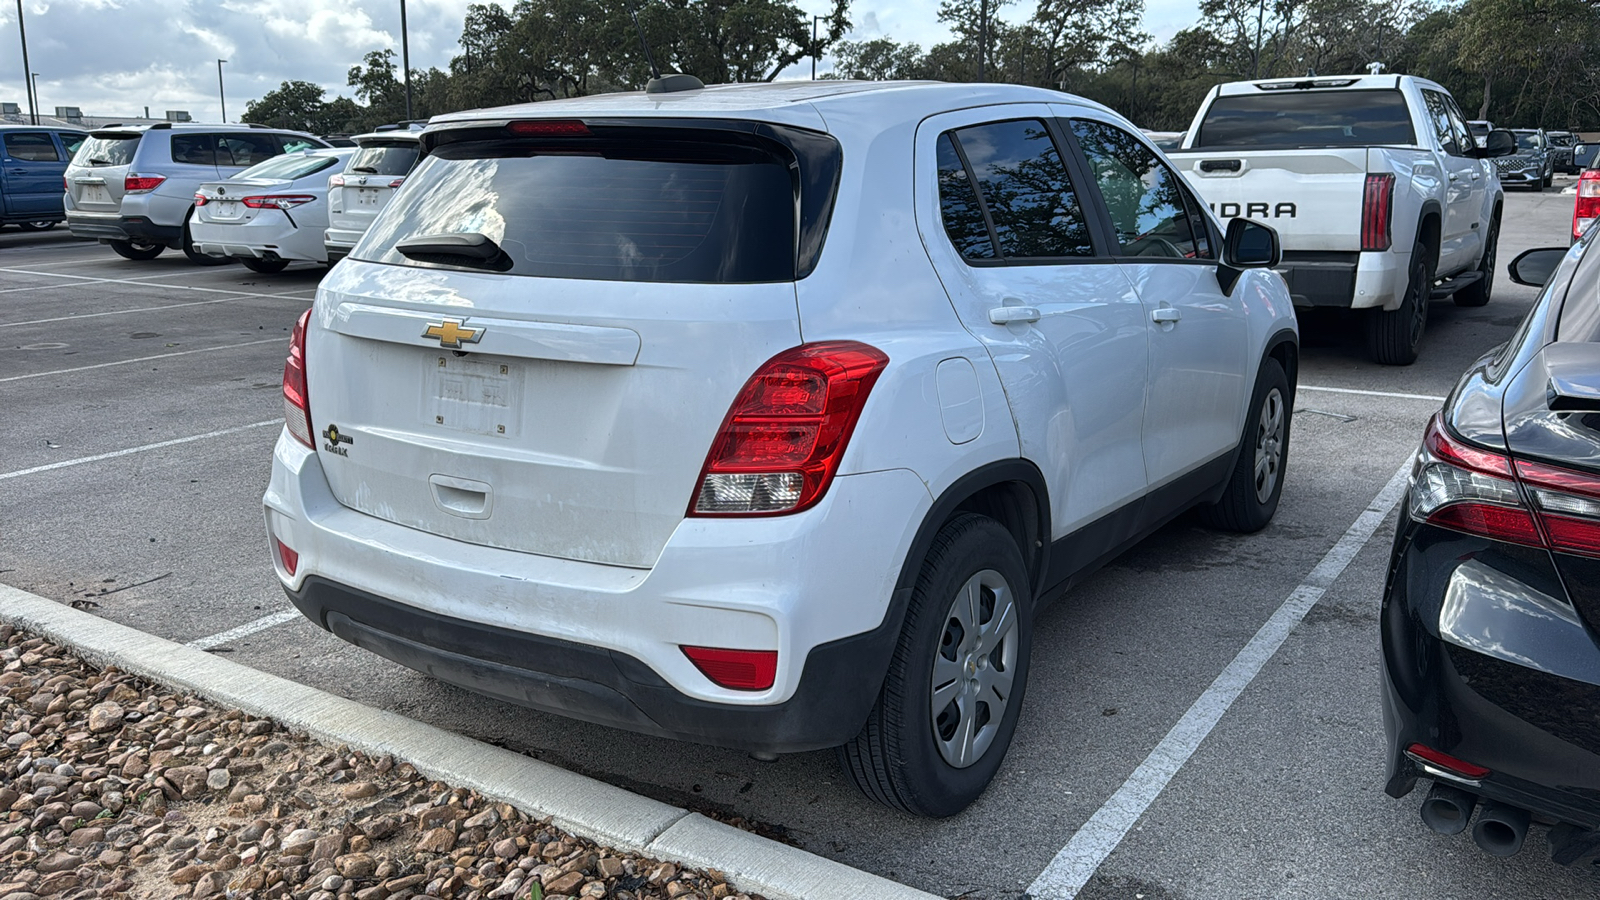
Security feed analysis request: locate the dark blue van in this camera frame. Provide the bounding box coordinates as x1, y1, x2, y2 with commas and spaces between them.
0, 125, 87, 229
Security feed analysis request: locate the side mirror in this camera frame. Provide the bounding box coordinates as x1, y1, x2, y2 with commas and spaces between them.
1478, 130, 1517, 158
1224, 218, 1280, 268
1508, 248, 1567, 286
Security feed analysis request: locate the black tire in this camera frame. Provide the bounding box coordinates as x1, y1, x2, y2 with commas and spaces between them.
1196, 359, 1291, 533
838, 513, 1032, 818
1366, 239, 1433, 366
1454, 214, 1499, 308
19, 221, 55, 232
1544, 170, 1554, 188
108, 239, 163, 261
182, 215, 233, 266
242, 257, 290, 274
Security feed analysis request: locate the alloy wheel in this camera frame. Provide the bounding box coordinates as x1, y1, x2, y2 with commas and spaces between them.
930, 569, 1019, 768
1254, 387, 1286, 504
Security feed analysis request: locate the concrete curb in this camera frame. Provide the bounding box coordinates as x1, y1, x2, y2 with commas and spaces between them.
0, 584, 944, 900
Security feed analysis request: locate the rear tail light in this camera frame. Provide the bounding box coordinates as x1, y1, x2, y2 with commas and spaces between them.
283, 309, 313, 448
328, 174, 345, 188
388, 177, 406, 188
193, 193, 208, 206
681, 646, 777, 691
243, 194, 316, 210
1574, 170, 1600, 240
1409, 414, 1600, 556
1362, 173, 1395, 252
124, 174, 165, 193
274, 538, 299, 576
690, 341, 888, 516
1406, 743, 1491, 780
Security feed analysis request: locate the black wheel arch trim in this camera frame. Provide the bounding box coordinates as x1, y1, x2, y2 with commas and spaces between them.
893, 459, 1052, 603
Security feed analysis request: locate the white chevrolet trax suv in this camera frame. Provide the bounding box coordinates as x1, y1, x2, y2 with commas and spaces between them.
264, 82, 1299, 816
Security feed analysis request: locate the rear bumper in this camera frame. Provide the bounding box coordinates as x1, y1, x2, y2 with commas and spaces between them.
1273, 250, 1404, 310
65, 213, 182, 246
1381, 514, 1600, 836
262, 431, 931, 752
192, 218, 326, 262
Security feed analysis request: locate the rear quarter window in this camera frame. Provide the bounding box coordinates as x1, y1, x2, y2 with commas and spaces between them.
354, 130, 816, 284
1195, 90, 1416, 148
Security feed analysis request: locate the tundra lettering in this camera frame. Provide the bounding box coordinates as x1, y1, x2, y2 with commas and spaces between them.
1207, 202, 1296, 219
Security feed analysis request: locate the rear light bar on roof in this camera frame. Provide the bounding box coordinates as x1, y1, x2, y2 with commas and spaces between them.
690, 341, 888, 516
1362, 174, 1395, 252
507, 120, 591, 137
1409, 414, 1600, 557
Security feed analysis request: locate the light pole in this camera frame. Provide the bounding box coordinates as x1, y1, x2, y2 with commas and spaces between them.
217, 59, 227, 123
812, 15, 823, 80
977, 0, 988, 82
400, 0, 413, 120
16, 0, 35, 124
30, 72, 38, 118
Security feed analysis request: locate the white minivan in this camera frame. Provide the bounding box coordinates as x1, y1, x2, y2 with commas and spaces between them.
265, 81, 1298, 816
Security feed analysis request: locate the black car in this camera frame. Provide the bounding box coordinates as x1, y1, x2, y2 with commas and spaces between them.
1382, 236, 1600, 866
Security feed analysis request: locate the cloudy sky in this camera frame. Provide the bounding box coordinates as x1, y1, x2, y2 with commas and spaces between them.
0, 0, 1205, 123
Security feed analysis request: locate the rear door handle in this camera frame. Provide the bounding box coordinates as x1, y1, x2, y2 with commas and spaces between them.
989, 306, 1041, 325
1448, 172, 1460, 182
1151, 307, 1181, 324
7, 168, 27, 175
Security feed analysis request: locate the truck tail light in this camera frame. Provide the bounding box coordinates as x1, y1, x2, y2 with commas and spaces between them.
690, 342, 888, 516
1574, 170, 1600, 240
124, 174, 166, 193
1362, 173, 1395, 252
1409, 414, 1600, 557
283, 309, 314, 448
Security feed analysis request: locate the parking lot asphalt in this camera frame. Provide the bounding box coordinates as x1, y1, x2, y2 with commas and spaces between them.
3, 185, 1597, 900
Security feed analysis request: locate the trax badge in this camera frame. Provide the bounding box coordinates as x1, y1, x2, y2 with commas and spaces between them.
321, 424, 353, 456
423, 318, 483, 349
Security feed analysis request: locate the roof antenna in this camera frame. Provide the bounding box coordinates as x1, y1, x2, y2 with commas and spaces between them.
632, 6, 704, 94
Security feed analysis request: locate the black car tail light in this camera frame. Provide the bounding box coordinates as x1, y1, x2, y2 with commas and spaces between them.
1410, 414, 1600, 558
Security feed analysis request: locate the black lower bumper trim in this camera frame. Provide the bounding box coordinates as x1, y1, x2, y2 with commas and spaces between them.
284, 576, 900, 753
1274, 255, 1359, 307
66, 215, 182, 247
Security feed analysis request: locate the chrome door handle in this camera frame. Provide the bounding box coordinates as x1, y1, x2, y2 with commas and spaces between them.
1151, 307, 1182, 324
989, 306, 1041, 325
1448, 172, 1460, 182
1470, 171, 1481, 180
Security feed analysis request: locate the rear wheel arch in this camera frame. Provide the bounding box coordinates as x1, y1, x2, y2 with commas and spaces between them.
1416, 204, 1443, 267
895, 461, 1050, 603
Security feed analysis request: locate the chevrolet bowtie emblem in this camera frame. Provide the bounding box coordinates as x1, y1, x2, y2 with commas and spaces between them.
423, 318, 483, 349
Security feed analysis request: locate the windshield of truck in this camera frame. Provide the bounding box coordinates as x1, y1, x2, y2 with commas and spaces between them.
1515, 132, 1542, 151
1193, 90, 1416, 148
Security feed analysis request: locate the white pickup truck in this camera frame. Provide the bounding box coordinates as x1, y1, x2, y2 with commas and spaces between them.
1167, 75, 1513, 365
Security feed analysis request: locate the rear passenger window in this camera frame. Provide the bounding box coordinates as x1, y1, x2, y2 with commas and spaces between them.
1071, 119, 1210, 260
938, 119, 1094, 260
171, 134, 216, 165
936, 134, 996, 260
60, 133, 86, 156
4, 133, 59, 162
217, 134, 280, 167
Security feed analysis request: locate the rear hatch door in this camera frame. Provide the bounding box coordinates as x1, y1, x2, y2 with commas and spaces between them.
330, 138, 420, 232
307, 120, 833, 569
67, 131, 142, 213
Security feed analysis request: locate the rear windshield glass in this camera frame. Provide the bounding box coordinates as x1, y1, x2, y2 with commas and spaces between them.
354, 136, 799, 283
75, 134, 140, 167
236, 152, 343, 181
348, 142, 420, 176
1194, 90, 1416, 148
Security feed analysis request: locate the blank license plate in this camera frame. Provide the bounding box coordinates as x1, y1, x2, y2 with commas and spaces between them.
213, 201, 241, 217
426, 355, 521, 437
355, 188, 382, 206
80, 185, 107, 203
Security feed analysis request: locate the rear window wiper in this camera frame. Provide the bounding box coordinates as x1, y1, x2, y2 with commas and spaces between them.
349, 166, 379, 173
395, 232, 512, 271
87, 158, 112, 165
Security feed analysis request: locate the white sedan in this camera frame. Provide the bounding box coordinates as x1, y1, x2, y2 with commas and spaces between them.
191, 148, 353, 273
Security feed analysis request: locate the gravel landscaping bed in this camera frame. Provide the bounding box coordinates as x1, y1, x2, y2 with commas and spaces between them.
0, 624, 767, 900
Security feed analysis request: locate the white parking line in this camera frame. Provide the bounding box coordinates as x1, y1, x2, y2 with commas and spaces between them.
0, 295, 261, 328
1026, 460, 1413, 899
0, 337, 284, 384
0, 420, 281, 481
1298, 384, 1446, 403
186, 609, 303, 650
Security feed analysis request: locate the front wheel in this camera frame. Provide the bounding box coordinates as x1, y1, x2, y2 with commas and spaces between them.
108, 239, 163, 261
838, 513, 1032, 817
1196, 359, 1291, 533
242, 257, 290, 274
1366, 240, 1433, 366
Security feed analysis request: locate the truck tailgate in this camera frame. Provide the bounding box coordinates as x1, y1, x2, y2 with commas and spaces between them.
1169, 148, 1373, 252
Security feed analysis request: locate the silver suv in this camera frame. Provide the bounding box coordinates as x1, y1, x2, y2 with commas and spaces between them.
64, 123, 327, 262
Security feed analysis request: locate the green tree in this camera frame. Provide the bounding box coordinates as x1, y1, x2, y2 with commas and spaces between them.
242, 81, 330, 133
829, 37, 926, 79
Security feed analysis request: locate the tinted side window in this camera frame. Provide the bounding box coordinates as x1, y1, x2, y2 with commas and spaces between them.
1071, 119, 1207, 259
278, 135, 319, 154
4, 132, 60, 161
171, 134, 216, 165
935, 133, 997, 260
948, 119, 1093, 259
1442, 97, 1475, 155
59, 133, 86, 156
217, 134, 280, 167
1421, 91, 1461, 156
